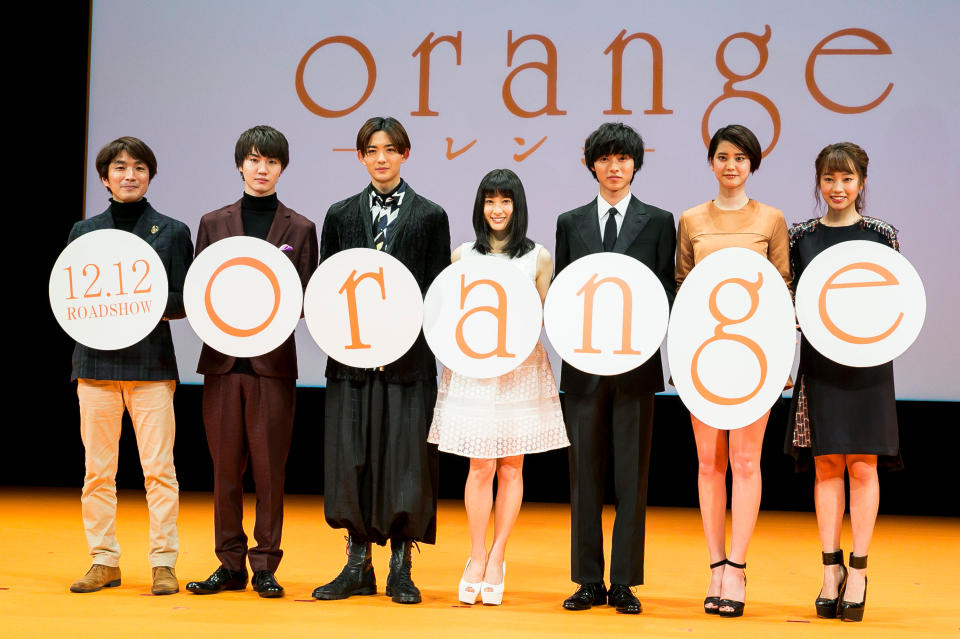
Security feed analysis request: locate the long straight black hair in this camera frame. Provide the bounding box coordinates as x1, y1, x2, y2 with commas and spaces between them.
471, 168, 535, 258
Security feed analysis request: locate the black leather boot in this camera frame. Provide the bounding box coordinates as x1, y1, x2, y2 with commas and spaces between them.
312, 536, 376, 600
385, 538, 421, 604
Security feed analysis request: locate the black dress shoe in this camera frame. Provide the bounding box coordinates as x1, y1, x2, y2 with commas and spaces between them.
251, 571, 284, 598
608, 584, 642, 614
385, 538, 421, 604
562, 582, 607, 610
185, 566, 248, 595
312, 536, 377, 600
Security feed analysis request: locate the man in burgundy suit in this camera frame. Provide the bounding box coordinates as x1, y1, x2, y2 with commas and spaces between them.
186, 125, 318, 599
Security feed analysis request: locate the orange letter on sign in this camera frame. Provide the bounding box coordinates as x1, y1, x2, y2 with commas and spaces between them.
818, 262, 902, 344
339, 268, 387, 350
805, 28, 893, 114
574, 273, 643, 355
205, 257, 281, 338
411, 31, 462, 116
502, 30, 567, 118
296, 36, 377, 118
455, 274, 515, 359
603, 29, 673, 116
691, 274, 768, 405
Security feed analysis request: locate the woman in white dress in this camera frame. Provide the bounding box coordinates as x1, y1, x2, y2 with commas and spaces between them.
428, 168, 568, 605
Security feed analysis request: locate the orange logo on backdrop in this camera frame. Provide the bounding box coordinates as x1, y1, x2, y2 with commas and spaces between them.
818, 262, 903, 344
455, 275, 515, 360
691, 274, 768, 405
204, 257, 281, 338
573, 274, 643, 355
338, 268, 386, 350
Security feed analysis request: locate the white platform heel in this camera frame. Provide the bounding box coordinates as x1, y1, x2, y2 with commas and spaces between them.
481, 562, 506, 605
458, 559, 481, 604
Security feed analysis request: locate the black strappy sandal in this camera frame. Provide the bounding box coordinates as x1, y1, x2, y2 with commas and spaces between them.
717, 560, 746, 618
703, 559, 727, 614
815, 550, 848, 618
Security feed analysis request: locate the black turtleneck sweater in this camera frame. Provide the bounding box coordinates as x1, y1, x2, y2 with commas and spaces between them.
233, 192, 279, 375
241, 192, 278, 240
110, 198, 149, 233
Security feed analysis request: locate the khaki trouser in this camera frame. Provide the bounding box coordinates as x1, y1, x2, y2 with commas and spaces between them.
77, 379, 179, 567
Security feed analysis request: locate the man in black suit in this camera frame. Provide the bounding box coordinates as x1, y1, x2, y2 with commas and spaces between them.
313, 116, 450, 605
68, 137, 193, 596
555, 122, 676, 614
186, 125, 318, 599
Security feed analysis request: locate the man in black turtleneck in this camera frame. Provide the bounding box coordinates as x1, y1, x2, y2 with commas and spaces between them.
68, 137, 193, 596
186, 125, 317, 600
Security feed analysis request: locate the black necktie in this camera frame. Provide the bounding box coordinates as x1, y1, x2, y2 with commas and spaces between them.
603, 208, 618, 252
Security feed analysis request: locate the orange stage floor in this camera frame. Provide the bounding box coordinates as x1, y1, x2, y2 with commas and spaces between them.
1, 488, 957, 638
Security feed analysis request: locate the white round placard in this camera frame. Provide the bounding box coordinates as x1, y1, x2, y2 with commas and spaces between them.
184, 236, 304, 357
795, 240, 925, 367
304, 248, 424, 368
544, 253, 669, 375
668, 247, 796, 429
49, 229, 169, 350
423, 258, 542, 379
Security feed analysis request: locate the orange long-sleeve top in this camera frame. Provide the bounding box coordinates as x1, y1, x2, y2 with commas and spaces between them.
674, 199, 792, 292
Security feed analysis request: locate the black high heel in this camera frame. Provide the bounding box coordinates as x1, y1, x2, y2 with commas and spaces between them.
815, 550, 848, 618
717, 560, 746, 618
703, 558, 727, 615
839, 554, 867, 622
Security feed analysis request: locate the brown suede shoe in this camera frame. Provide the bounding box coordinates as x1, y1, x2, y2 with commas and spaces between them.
151, 566, 179, 595
70, 564, 121, 593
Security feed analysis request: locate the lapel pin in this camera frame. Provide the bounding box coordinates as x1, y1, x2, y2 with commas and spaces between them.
151, 225, 159, 234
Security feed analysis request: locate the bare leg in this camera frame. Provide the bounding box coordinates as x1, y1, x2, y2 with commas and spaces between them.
691, 416, 729, 606
484, 455, 524, 586
720, 411, 769, 611
463, 458, 496, 585
814, 454, 846, 598
844, 455, 878, 604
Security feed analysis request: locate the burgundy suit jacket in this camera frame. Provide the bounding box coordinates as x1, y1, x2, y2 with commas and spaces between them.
194, 199, 318, 378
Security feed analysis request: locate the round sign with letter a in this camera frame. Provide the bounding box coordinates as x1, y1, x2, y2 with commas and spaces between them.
423, 258, 542, 379
668, 247, 796, 429
49, 229, 169, 350
303, 248, 424, 368
543, 253, 669, 376
184, 236, 304, 357
795, 240, 925, 367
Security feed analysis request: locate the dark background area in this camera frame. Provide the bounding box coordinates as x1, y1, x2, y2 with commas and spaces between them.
7, 4, 956, 518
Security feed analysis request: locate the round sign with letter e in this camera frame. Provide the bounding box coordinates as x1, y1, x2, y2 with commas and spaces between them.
668, 247, 795, 429
424, 258, 542, 379
304, 248, 424, 368
184, 236, 304, 357
49, 229, 169, 350
795, 240, 925, 367
544, 253, 669, 375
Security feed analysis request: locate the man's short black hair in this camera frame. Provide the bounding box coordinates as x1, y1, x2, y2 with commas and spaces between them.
583, 122, 645, 182
95, 136, 158, 182
356, 116, 411, 155
235, 125, 290, 169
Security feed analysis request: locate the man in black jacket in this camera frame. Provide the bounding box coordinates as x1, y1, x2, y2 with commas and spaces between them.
313, 116, 450, 605
554, 123, 676, 614
68, 137, 193, 596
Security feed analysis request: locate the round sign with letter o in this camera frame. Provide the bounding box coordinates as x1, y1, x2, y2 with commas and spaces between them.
304, 248, 424, 368
544, 253, 669, 376
49, 229, 169, 350
795, 240, 925, 367
668, 247, 795, 430
184, 236, 304, 357
423, 258, 542, 379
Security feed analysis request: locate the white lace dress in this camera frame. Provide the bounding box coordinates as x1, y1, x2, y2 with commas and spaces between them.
427, 242, 569, 459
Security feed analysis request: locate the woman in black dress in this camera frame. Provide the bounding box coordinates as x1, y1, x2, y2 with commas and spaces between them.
786, 142, 900, 622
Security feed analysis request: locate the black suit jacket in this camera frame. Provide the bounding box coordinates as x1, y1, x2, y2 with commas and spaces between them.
320, 182, 450, 384
554, 195, 676, 394
195, 199, 318, 379
69, 204, 194, 381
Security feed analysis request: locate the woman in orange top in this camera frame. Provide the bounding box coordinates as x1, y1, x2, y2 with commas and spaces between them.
675, 124, 791, 617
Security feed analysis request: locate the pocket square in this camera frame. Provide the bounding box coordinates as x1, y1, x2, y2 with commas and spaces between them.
279, 244, 293, 252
